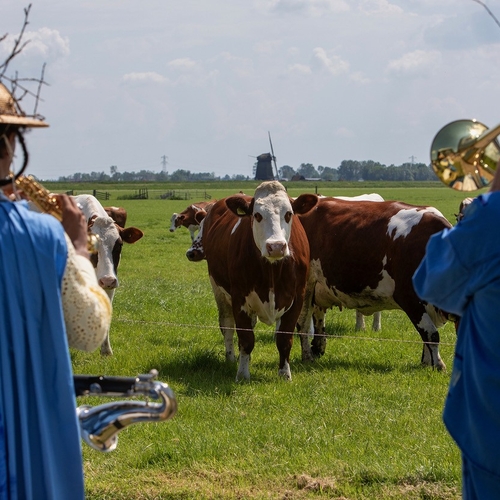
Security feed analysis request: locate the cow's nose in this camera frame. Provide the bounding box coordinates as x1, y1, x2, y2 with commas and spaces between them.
186, 249, 204, 262
169, 228, 174, 232
266, 241, 287, 259
99, 276, 118, 289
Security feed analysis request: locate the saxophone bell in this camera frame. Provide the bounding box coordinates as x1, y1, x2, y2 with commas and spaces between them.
75, 369, 177, 452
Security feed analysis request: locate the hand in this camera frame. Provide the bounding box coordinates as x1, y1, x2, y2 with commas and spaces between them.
58, 194, 90, 258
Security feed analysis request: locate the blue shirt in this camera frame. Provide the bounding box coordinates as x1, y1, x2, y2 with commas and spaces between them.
413, 192, 500, 476
0, 196, 85, 499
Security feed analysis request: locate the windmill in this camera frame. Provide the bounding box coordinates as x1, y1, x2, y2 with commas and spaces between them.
268, 131, 279, 180
254, 133, 280, 181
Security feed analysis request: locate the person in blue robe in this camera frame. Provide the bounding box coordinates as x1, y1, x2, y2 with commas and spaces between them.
413, 162, 500, 499
0, 82, 111, 499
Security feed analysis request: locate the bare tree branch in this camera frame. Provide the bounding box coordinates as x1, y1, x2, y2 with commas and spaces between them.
0, 4, 32, 78
472, 0, 500, 30
0, 4, 49, 120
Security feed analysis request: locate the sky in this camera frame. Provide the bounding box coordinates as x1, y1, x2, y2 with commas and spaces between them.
2, 0, 500, 180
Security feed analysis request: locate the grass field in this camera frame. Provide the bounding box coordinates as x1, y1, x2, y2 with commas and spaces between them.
66, 181, 476, 499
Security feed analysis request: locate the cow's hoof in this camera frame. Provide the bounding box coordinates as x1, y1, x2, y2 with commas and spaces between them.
301, 352, 314, 362
278, 361, 292, 381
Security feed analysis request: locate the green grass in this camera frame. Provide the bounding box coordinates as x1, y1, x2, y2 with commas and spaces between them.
68, 182, 467, 499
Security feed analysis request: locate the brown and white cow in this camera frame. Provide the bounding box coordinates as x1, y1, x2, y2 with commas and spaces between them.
296, 197, 453, 370
326, 193, 384, 332
73, 195, 144, 355
197, 181, 317, 381
104, 206, 127, 228
187, 193, 385, 333
169, 200, 215, 241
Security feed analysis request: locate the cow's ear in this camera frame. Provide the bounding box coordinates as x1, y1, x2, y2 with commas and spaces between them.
292, 194, 318, 215
120, 227, 144, 244
194, 210, 207, 224
226, 196, 253, 217
178, 214, 186, 222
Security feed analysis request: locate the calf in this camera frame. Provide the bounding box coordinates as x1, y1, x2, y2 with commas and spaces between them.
198, 181, 317, 381
169, 200, 215, 241
74, 195, 144, 355
296, 198, 453, 370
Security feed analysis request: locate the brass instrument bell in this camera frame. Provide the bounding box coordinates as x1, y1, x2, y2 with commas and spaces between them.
430, 119, 500, 191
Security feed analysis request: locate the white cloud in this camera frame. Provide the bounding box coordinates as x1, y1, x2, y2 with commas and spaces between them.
167, 58, 198, 71
386, 49, 441, 75
358, 0, 404, 15
122, 72, 168, 84
334, 127, 355, 138
288, 63, 312, 75
268, 0, 350, 15
312, 47, 349, 75
0, 28, 69, 68
349, 71, 370, 84
72, 78, 97, 90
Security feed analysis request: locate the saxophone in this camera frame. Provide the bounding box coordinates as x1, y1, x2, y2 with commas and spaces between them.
14, 174, 99, 253
75, 370, 177, 452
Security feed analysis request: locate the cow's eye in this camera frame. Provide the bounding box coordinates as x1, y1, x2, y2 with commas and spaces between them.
254, 212, 263, 222
90, 253, 98, 268
285, 211, 292, 223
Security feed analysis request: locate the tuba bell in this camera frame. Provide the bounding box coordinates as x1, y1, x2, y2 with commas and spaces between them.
430, 119, 500, 191
74, 369, 177, 452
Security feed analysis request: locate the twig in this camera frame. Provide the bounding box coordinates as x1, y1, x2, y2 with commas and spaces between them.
472, 0, 500, 30
0, 4, 32, 78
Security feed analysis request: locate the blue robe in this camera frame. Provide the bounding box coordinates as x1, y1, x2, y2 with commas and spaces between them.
413, 191, 500, 480
0, 195, 84, 499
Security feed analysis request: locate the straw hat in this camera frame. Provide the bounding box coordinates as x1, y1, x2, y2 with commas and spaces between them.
0, 82, 48, 127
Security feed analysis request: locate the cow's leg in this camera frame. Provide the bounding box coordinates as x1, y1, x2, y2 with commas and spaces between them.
234, 312, 255, 381
400, 299, 446, 371
100, 289, 115, 356
372, 311, 382, 332
276, 312, 298, 381
210, 278, 236, 362
295, 279, 315, 362
311, 305, 327, 358
355, 310, 366, 331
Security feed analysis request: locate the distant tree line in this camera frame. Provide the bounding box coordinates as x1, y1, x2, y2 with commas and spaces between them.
55, 160, 436, 183
279, 160, 435, 182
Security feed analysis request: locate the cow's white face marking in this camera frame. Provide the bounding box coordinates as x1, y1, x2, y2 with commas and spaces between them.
169, 213, 178, 231
252, 182, 293, 262
91, 216, 121, 289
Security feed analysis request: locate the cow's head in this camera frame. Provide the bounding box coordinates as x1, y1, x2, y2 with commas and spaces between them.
169, 212, 181, 232
88, 215, 143, 295
225, 181, 317, 262
186, 215, 207, 262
